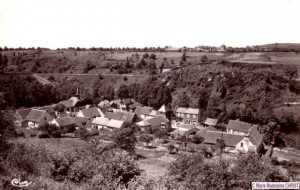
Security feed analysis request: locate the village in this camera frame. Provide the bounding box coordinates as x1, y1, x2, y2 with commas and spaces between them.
15, 92, 266, 158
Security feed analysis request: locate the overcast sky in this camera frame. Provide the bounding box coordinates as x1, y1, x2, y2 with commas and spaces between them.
0, 0, 300, 48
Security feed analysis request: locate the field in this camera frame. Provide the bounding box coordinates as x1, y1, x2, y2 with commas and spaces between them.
11, 137, 176, 180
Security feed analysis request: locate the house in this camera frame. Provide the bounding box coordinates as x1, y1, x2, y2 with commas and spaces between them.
76, 107, 104, 119
199, 127, 264, 154
235, 127, 264, 153
158, 105, 166, 115
91, 117, 124, 130
226, 119, 254, 136
173, 123, 195, 132
145, 116, 169, 129
176, 107, 199, 125
15, 108, 31, 127
203, 118, 218, 127
51, 116, 77, 133
135, 106, 154, 120
51, 116, 74, 127
25, 109, 53, 129
105, 111, 136, 124
136, 116, 168, 131
58, 96, 80, 113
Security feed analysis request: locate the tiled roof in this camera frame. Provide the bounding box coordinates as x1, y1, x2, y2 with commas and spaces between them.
135, 106, 153, 116
56, 117, 75, 127
202, 131, 222, 144
92, 117, 109, 126
176, 107, 199, 115
105, 111, 135, 123
249, 126, 264, 146
80, 107, 103, 118
59, 96, 80, 108
108, 119, 124, 129
136, 120, 151, 127
25, 109, 52, 123
73, 117, 89, 126
222, 134, 244, 147
92, 117, 124, 129
200, 131, 243, 147
16, 108, 31, 120
227, 119, 253, 133
146, 116, 168, 128
204, 118, 218, 126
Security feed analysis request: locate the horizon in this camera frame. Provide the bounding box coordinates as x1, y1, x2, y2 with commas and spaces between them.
1, 0, 300, 49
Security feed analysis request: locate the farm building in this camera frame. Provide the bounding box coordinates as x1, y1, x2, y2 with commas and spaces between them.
25, 109, 53, 129
176, 107, 199, 125
135, 106, 154, 120
76, 107, 104, 119
91, 117, 124, 130
226, 119, 254, 136
58, 96, 80, 113
203, 118, 218, 127
199, 127, 264, 154
105, 111, 136, 124
51, 116, 77, 133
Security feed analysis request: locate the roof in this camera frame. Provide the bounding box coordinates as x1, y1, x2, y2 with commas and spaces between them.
92, 117, 109, 126
175, 123, 195, 131
136, 120, 151, 127
73, 117, 89, 126
80, 107, 103, 118
202, 131, 222, 144
204, 118, 218, 126
200, 131, 243, 147
249, 127, 264, 146
222, 134, 244, 147
149, 110, 161, 117
227, 119, 253, 133
105, 111, 135, 123
55, 117, 76, 127
108, 119, 124, 129
176, 107, 199, 115
25, 109, 52, 123
92, 117, 124, 129
59, 96, 80, 108
146, 116, 168, 128
158, 105, 166, 113
135, 106, 153, 116
98, 100, 110, 107
16, 108, 31, 120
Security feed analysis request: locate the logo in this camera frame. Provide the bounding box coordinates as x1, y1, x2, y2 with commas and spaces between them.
11, 178, 32, 188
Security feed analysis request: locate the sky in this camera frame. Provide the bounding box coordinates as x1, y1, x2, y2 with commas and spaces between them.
0, 0, 300, 49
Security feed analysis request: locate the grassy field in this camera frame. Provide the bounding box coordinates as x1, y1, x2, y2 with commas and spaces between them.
11, 137, 175, 180
12, 137, 90, 154
136, 147, 175, 179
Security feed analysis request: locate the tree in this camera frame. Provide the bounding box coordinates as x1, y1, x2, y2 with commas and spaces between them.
200, 55, 208, 63
54, 103, 66, 113
117, 84, 130, 99
0, 54, 8, 73
38, 123, 61, 138
216, 138, 225, 157
178, 92, 190, 107
112, 124, 137, 154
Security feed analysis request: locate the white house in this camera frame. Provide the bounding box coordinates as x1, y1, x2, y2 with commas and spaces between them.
176, 107, 199, 125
